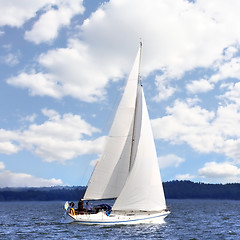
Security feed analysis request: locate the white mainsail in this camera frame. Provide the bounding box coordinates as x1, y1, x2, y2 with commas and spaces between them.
84, 43, 166, 213
83, 47, 142, 200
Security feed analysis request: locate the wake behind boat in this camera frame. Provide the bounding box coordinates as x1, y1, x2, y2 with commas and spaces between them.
61, 43, 170, 225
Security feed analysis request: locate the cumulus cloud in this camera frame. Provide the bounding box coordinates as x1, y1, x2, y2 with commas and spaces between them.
210, 57, 240, 83
80, 0, 240, 87
213, 104, 240, 138
154, 75, 177, 102
81, 0, 228, 77
152, 100, 216, 151
158, 154, 185, 169
0, 109, 105, 163
151, 100, 240, 162
198, 161, 240, 183
7, 39, 122, 102
19, 109, 103, 162
24, 0, 84, 44
0, 162, 5, 170
220, 82, 240, 106
0, 129, 19, 154
6, 0, 240, 102
223, 46, 238, 61
0, 0, 84, 44
186, 79, 214, 94
0, 170, 62, 187
0, 0, 51, 27
0, 142, 19, 155
7, 72, 62, 98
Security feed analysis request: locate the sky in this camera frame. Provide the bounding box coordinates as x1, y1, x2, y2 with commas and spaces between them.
1, 0, 240, 188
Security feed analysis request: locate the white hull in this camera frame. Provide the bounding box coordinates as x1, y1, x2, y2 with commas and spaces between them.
61, 210, 170, 225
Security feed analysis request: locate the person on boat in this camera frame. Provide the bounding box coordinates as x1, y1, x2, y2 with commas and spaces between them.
69, 202, 74, 208
85, 201, 92, 213
77, 199, 84, 213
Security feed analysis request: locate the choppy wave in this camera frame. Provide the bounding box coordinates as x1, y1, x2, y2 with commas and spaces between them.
0, 200, 240, 239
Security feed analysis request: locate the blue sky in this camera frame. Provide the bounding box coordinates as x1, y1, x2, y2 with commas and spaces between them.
1, 0, 240, 187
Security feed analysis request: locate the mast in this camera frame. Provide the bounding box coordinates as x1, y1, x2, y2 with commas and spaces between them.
129, 42, 143, 171
138, 42, 143, 84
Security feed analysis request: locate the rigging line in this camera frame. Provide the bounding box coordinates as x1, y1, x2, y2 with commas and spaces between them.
79, 158, 98, 195
83, 158, 99, 198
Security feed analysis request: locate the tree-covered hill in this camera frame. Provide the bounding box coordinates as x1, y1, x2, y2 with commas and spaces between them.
163, 181, 240, 200
0, 181, 240, 201
0, 186, 85, 201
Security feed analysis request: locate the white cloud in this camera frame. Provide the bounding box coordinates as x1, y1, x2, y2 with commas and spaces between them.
151, 100, 240, 163
198, 161, 240, 183
0, 170, 62, 188
223, 46, 238, 60
0, 129, 19, 154
7, 72, 62, 98
176, 173, 195, 180
221, 139, 240, 162
80, 0, 240, 79
214, 104, 240, 138
7, 39, 122, 102
25, 0, 84, 44
6, 0, 240, 102
158, 154, 184, 169
0, 142, 19, 155
154, 75, 177, 102
152, 100, 216, 152
0, 109, 104, 163
186, 97, 201, 106
0, 0, 84, 44
210, 57, 240, 83
186, 79, 214, 94
37, 39, 115, 101
0, 162, 5, 170
0, 0, 51, 27
220, 82, 240, 106
19, 110, 103, 162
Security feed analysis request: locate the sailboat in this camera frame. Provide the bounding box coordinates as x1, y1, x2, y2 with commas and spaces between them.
61, 43, 170, 225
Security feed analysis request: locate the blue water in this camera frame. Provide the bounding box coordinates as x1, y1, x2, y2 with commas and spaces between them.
0, 199, 240, 239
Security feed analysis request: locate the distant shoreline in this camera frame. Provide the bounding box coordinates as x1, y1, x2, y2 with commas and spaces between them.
163, 181, 240, 200
1, 181, 240, 201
